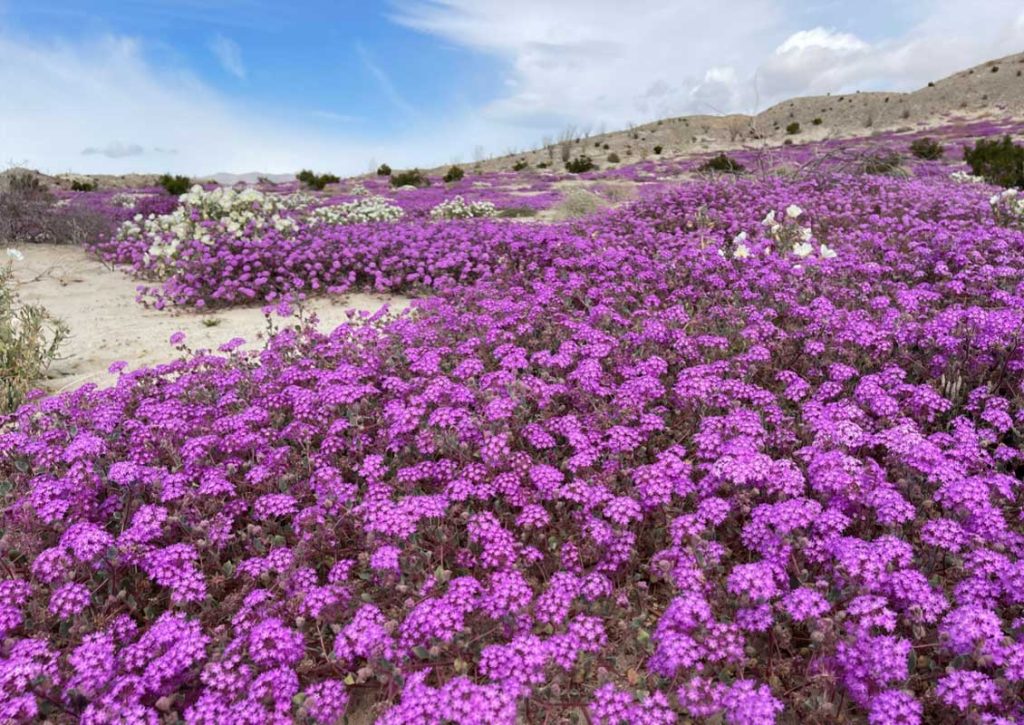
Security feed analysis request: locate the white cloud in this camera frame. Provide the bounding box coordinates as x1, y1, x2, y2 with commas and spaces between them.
82, 142, 146, 158
355, 42, 419, 118
0, 31, 527, 175
394, 0, 1024, 125
209, 33, 246, 79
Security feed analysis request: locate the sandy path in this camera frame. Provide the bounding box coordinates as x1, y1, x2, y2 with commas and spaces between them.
9, 244, 410, 393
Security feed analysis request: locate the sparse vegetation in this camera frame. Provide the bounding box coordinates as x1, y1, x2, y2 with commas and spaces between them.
512, 159, 530, 172
1, 260, 68, 413
653, 145, 663, 154
553, 187, 607, 218
910, 137, 945, 160
376, 163, 392, 176
606, 152, 621, 163
389, 168, 431, 188
1, 170, 113, 246
786, 122, 801, 135
860, 151, 904, 175
442, 165, 465, 183
812, 118, 823, 125
296, 169, 340, 191
70, 179, 97, 192
698, 153, 745, 174
496, 206, 538, 218
157, 174, 192, 195
565, 155, 596, 174
964, 135, 1024, 188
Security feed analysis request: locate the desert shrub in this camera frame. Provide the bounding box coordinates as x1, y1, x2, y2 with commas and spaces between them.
497, 206, 538, 218
653, 145, 663, 154
860, 151, 904, 175
443, 165, 465, 184
158, 174, 192, 196
512, 159, 530, 171
812, 117, 823, 125
70, 179, 97, 192
376, 164, 392, 176
537, 161, 549, 169
390, 169, 431, 188
0, 257, 68, 413
602, 143, 610, 150
553, 187, 607, 218
0, 173, 112, 246
297, 170, 341, 191
964, 135, 1024, 188
786, 122, 801, 135
698, 153, 745, 174
992, 65, 999, 73
565, 155, 596, 174
910, 137, 945, 160
607, 152, 621, 163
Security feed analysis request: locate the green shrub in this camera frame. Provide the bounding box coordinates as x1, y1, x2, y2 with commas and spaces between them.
297, 170, 340, 191
512, 159, 530, 172
653, 145, 663, 154
158, 174, 192, 196
70, 179, 97, 192
909, 137, 944, 160
698, 153, 745, 174
389, 169, 431, 188
607, 152, 621, 163
497, 206, 538, 218
964, 135, 1024, 188
861, 151, 904, 175
565, 155, 596, 174
376, 163, 392, 176
786, 122, 801, 135
443, 165, 465, 183
536, 162, 549, 169
812, 118, 823, 126
1, 262, 68, 413
602, 143, 610, 150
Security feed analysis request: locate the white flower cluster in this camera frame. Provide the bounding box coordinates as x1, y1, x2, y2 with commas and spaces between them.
309, 196, 405, 225
348, 183, 371, 197
763, 205, 836, 259
990, 188, 1024, 227
116, 185, 306, 265
724, 205, 835, 261
429, 196, 498, 220
112, 193, 142, 209
949, 171, 986, 184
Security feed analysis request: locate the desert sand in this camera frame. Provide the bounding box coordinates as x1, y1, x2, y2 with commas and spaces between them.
9, 244, 410, 393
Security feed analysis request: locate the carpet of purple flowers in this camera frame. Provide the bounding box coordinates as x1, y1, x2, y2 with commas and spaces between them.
3, 128, 1024, 723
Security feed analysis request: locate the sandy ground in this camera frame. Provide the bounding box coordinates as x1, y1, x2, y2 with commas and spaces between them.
9, 244, 410, 393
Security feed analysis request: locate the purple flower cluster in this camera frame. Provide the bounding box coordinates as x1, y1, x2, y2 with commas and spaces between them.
4, 161, 1024, 722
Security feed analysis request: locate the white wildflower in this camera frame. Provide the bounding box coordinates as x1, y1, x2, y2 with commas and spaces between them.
6, 248, 25, 262
792, 242, 814, 258
429, 196, 498, 220
785, 204, 803, 219
819, 244, 838, 259
733, 243, 750, 259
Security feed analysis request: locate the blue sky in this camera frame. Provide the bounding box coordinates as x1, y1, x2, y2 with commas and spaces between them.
1, 0, 1023, 175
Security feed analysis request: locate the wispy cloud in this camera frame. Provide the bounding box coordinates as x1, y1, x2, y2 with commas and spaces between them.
392, 0, 1024, 127
311, 110, 363, 123
209, 33, 246, 79
82, 141, 146, 158
355, 41, 418, 117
